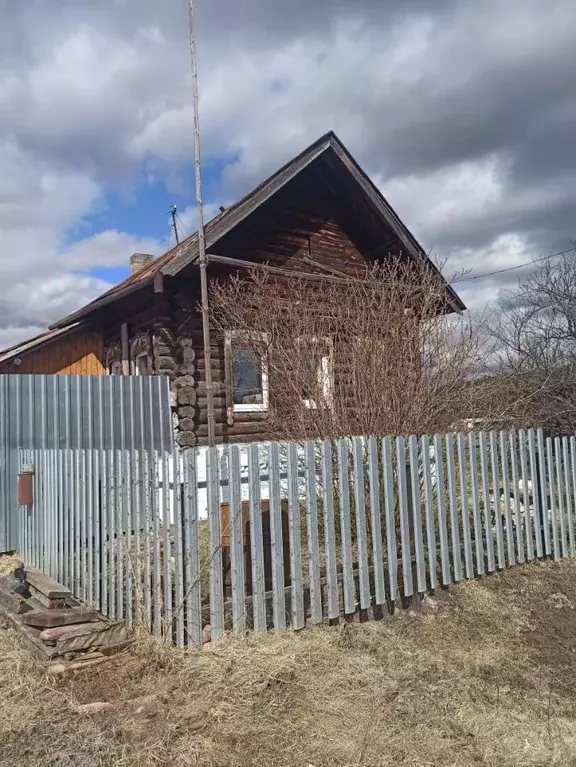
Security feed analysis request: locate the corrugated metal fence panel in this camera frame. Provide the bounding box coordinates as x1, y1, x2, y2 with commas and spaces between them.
0, 375, 172, 552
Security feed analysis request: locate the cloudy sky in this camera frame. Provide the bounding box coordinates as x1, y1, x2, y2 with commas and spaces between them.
1, 0, 575, 348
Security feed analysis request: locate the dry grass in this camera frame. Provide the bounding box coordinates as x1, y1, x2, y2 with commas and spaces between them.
2, 556, 576, 765
0, 552, 21, 576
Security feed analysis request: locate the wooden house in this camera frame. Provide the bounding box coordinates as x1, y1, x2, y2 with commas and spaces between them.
0, 324, 105, 375
3, 132, 465, 445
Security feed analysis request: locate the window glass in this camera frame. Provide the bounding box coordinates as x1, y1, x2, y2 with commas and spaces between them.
232, 346, 264, 406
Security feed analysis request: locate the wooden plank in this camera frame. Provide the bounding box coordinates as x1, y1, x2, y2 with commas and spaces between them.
22, 609, 99, 629
54, 621, 128, 654
25, 568, 71, 600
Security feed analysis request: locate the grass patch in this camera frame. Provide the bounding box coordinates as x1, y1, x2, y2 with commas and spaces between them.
0, 552, 21, 576
2, 558, 576, 765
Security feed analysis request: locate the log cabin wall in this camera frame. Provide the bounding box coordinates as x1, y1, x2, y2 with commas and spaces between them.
181, 170, 378, 446
100, 168, 406, 446
213, 170, 382, 277
101, 288, 170, 377
0, 330, 105, 375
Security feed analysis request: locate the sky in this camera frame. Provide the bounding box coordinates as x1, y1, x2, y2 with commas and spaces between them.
1, 0, 575, 348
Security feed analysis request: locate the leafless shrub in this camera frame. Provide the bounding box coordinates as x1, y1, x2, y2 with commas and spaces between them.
479, 249, 576, 433
210, 260, 483, 441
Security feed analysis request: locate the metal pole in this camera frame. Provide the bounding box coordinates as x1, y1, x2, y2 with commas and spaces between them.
170, 205, 180, 245
188, 0, 215, 447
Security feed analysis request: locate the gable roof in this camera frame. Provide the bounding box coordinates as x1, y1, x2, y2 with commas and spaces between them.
51, 131, 465, 329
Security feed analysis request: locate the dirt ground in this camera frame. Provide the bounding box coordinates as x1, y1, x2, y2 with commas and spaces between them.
2, 557, 576, 766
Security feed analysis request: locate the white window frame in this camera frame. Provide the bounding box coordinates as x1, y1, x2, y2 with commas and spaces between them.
108, 359, 123, 376
226, 330, 269, 413
297, 336, 334, 410
133, 352, 150, 376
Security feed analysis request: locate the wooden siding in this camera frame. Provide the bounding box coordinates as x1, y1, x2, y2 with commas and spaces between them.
0, 330, 105, 375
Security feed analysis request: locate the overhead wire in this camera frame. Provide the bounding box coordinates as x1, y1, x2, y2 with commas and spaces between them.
453, 246, 576, 283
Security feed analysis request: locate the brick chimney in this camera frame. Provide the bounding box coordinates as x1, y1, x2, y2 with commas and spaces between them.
130, 253, 155, 275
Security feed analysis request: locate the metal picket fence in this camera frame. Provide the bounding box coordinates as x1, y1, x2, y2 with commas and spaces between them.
18, 428, 576, 647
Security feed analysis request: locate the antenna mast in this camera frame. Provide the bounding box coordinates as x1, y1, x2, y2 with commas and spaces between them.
188, 0, 215, 447
170, 205, 180, 245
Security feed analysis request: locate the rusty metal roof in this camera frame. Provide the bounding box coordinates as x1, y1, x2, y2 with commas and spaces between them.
51, 131, 465, 330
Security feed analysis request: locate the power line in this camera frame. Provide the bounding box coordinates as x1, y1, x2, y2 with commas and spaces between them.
454, 246, 576, 283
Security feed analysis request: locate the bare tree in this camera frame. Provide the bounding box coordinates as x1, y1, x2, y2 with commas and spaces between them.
483, 249, 576, 432
210, 260, 482, 442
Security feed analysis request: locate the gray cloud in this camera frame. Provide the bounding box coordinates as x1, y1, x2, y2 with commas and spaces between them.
0, 0, 575, 345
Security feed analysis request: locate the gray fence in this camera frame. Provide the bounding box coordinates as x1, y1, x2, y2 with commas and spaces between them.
17, 428, 576, 647
0, 375, 173, 552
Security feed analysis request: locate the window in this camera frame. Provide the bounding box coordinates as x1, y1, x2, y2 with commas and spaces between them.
225, 331, 269, 413
130, 334, 150, 376
133, 353, 149, 376
106, 342, 122, 375
297, 337, 333, 409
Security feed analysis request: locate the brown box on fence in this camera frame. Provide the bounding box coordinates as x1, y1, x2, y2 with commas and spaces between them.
220, 500, 291, 597
18, 469, 34, 506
